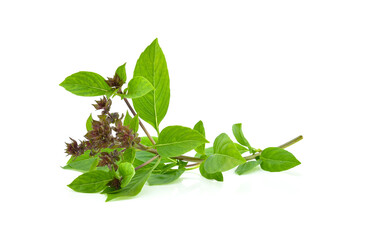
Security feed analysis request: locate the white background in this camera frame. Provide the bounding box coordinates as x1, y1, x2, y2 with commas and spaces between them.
1, 0, 365, 239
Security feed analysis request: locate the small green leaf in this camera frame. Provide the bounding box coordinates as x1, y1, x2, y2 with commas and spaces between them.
125, 76, 154, 99
115, 63, 127, 83
205, 154, 244, 173
135, 151, 156, 163
60, 71, 113, 97
129, 114, 139, 133
235, 143, 249, 154
199, 160, 223, 182
62, 158, 98, 173
123, 111, 139, 132
63, 151, 98, 173
140, 136, 158, 146
122, 148, 136, 163
148, 162, 187, 185
235, 160, 262, 175
86, 114, 93, 131
193, 120, 206, 155
132, 39, 170, 133
155, 125, 209, 157
204, 133, 245, 173
195, 144, 247, 159
68, 170, 114, 193
123, 111, 133, 126
118, 162, 135, 188
260, 147, 301, 172
106, 158, 161, 201
213, 133, 244, 160
232, 123, 254, 153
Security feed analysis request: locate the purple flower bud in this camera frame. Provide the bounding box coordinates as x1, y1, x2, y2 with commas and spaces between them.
92, 97, 112, 114
65, 138, 86, 156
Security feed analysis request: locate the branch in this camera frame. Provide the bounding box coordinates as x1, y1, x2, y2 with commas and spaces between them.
135, 154, 160, 171
123, 98, 156, 145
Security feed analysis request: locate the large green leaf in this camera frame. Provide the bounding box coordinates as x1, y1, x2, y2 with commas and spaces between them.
204, 133, 245, 173
260, 147, 301, 172
68, 170, 114, 193
155, 125, 209, 157
193, 120, 206, 155
105, 159, 161, 201
125, 76, 154, 99
60, 71, 113, 97
132, 39, 170, 133
232, 123, 254, 153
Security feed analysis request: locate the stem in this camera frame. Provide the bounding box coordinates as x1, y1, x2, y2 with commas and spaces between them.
123, 98, 156, 145
185, 163, 200, 170
244, 135, 303, 161
173, 155, 203, 162
137, 143, 203, 162
135, 155, 160, 171
137, 136, 303, 163
278, 135, 303, 149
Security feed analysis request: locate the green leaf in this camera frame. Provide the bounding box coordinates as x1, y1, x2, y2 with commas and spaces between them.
133, 151, 168, 170
199, 160, 223, 182
118, 162, 135, 188
63, 149, 124, 172
68, 170, 114, 193
195, 144, 247, 159
122, 148, 136, 163
148, 162, 187, 185
115, 63, 127, 83
135, 151, 156, 162
140, 136, 158, 146
60, 71, 113, 97
235, 160, 262, 175
232, 123, 254, 153
123, 111, 132, 125
235, 143, 249, 154
260, 147, 301, 172
129, 114, 139, 133
125, 76, 154, 99
63, 151, 98, 173
62, 158, 98, 173
86, 114, 93, 131
193, 120, 206, 155
106, 158, 161, 201
204, 133, 245, 173
132, 39, 170, 133
123, 111, 139, 132
155, 125, 209, 157
205, 154, 244, 173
